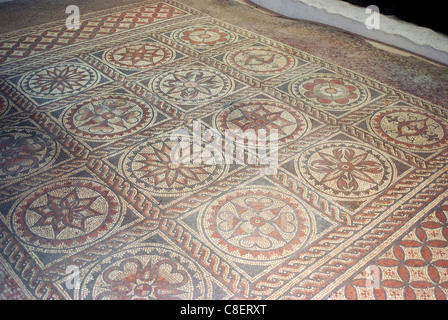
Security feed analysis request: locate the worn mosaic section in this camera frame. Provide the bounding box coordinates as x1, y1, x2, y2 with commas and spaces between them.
0, 0, 447, 300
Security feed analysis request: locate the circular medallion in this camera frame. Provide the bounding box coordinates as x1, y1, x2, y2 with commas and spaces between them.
370, 106, 448, 151
297, 142, 395, 199
291, 74, 369, 110
63, 94, 154, 141
151, 67, 233, 105
78, 245, 209, 300
0, 129, 57, 180
173, 26, 237, 48
201, 187, 311, 261
12, 179, 121, 250
123, 139, 226, 196
225, 47, 295, 75
19, 62, 100, 99
105, 42, 174, 69
215, 99, 309, 146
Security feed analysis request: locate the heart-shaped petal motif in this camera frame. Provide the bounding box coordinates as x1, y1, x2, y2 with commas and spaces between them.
239, 230, 273, 250
103, 258, 143, 285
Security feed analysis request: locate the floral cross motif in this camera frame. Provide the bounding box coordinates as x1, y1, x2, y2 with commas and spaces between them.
74, 97, 143, 135
303, 79, 358, 105
162, 71, 221, 100
310, 147, 383, 191
0, 134, 47, 176
217, 195, 298, 251
98, 258, 189, 300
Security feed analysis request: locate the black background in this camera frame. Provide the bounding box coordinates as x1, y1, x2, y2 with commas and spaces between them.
342, 0, 447, 35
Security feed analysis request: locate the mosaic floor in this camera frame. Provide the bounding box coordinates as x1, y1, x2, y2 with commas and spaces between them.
1, 0, 448, 300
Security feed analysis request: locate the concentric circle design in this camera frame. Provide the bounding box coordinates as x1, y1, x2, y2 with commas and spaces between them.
0, 94, 8, 117
105, 42, 174, 69
77, 245, 209, 300
150, 67, 233, 105
297, 141, 395, 199
225, 47, 295, 75
173, 26, 237, 48
123, 139, 227, 196
370, 106, 448, 151
63, 94, 155, 141
18, 62, 100, 99
215, 99, 309, 145
201, 187, 311, 261
0, 129, 58, 181
12, 179, 121, 250
291, 74, 369, 110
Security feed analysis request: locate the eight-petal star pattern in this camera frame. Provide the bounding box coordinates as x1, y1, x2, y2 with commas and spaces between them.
150, 67, 233, 108
105, 43, 174, 69
19, 62, 100, 98
12, 180, 121, 249
216, 100, 308, 145
310, 148, 383, 192
31, 189, 103, 237
124, 140, 226, 195
135, 142, 210, 188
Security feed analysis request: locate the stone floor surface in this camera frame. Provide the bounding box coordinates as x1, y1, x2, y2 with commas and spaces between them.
0, 0, 447, 300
